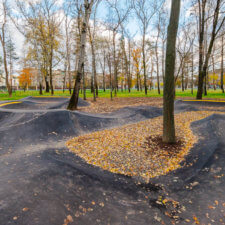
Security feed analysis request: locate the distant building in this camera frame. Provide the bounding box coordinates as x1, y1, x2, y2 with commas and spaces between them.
17, 68, 105, 90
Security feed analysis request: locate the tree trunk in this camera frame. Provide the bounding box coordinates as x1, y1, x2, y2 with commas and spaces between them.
83, 66, 86, 100
103, 51, 106, 92
1, 40, 12, 97
39, 83, 43, 95
162, 40, 165, 83
49, 46, 54, 96
67, 1, 93, 110
128, 40, 131, 93
196, 1, 206, 99
113, 31, 117, 97
163, 0, 181, 144
155, 37, 161, 95
0, 7, 12, 97
142, 33, 147, 95
191, 47, 194, 95
89, 32, 98, 98
136, 71, 139, 91
212, 51, 216, 91
181, 63, 185, 92
92, 60, 96, 102
103, 71, 106, 92
204, 75, 207, 96
63, 63, 67, 93
121, 37, 129, 94
221, 35, 224, 93
45, 76, 50, 93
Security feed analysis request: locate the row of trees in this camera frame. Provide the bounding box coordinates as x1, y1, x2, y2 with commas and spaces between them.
0, 0, 224, 99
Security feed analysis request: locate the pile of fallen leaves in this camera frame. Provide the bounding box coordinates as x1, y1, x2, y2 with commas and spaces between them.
79, 97, 163, 113
67, 111, 221, 181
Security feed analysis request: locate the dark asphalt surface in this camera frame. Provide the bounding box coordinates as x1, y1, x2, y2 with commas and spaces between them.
0, 97, 225, 225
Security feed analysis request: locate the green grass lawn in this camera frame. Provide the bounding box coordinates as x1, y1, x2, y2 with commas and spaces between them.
0, 89, 225, 101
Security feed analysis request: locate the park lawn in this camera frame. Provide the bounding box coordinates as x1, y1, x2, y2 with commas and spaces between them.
1, 89, 225, 101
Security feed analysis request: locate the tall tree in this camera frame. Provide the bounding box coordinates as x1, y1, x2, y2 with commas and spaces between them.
221, 33, 224, 93
67, 0, 95, 110
132, 47, 142, 91
196, 0, 225, 99
0, 0, 12, 96
106, 0, 130, 97
88, 0, 100, 99
175, 23, 195, 92
133, 0, 163, 95
15, 0, 62, 95
64, 2, 73, 94
163, 0, 181, 144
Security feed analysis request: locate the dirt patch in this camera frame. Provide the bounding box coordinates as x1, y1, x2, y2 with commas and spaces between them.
145, 136, 185, 157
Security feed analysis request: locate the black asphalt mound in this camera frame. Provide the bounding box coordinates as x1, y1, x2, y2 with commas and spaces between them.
0, 99, 225, 224
1, 97, 89, 110
178, 99, 225, 108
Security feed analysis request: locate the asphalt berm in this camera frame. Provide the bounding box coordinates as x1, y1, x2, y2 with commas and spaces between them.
0, 97, 225, 225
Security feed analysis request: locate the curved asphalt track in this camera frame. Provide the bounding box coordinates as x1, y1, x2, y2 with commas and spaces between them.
0, 97, 225, 225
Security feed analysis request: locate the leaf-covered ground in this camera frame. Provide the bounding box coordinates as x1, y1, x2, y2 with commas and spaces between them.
79, 97, 225, 114
67, 111, 224, 182
79, 97, 163, 113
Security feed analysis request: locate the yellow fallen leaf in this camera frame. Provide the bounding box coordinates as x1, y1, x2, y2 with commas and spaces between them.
193, 216, 200, 224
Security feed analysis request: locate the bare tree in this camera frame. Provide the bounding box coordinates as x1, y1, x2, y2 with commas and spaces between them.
133, 0, 163, 95
163, 0, 181, 144
175, 23, 195, 92
97, 36, 108, 92
0, 0, 12, 96
88, 0, 100, 100
155, 15, 161, 94
64, 2, 74, 94
106, 0, 130, 97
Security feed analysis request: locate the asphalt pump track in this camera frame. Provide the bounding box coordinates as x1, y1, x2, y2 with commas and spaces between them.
0, 97, 225, 225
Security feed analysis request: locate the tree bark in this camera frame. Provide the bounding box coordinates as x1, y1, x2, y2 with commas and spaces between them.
191, 47, 194, 95
221, 35, 224, 93
83, 66, 86, 100
49, 56, 54, 95
181, 62, 185, 92
128, 39, 132, 93
142, 31, 147, 95
45, 76, 50, 93
161, 40, 165, 85
113, 31, 117, 97
155, 32, 160, 95
107, 54, 113, 101
103, 51, 106, 92
39, 83, 43, 95
163, 0, 181, 144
